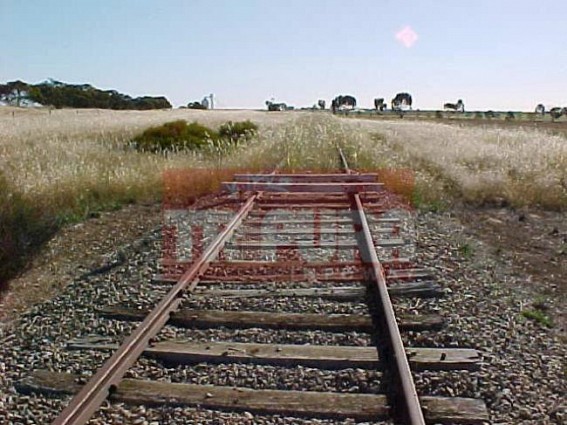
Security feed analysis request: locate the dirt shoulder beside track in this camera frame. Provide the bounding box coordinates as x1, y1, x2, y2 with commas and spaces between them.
0, 203, 161, 324
454, 207, 566, 338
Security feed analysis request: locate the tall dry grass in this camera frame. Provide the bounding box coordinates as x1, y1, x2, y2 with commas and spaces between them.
339, 118, 567, 210
1, 108, 565, 288
0, 108, 293, 198
228, 114, 350, 171
0, 108, 296, 287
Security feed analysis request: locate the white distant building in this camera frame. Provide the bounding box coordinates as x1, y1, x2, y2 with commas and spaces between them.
199, 94, 214, 109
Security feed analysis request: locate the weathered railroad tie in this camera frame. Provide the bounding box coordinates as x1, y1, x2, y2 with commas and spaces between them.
18, 165, 488, 424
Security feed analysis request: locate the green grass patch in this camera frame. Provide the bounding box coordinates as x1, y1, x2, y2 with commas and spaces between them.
54, 186, 148, 225
458, 242, 474, 258
521, 309, 553, 328
521, 295, 553, 328
411, 189, 448, 212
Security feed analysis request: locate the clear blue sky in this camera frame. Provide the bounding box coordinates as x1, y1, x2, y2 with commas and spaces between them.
1, 0, 566, 110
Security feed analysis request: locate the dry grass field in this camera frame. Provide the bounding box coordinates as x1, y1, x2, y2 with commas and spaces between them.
1, 107, 566, 290
342, 118, 567, 210
0, 107, 293, 199
0, 108, 295, 287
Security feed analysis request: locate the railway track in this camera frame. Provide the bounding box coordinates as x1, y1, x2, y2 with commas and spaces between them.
16, 152, 489, 424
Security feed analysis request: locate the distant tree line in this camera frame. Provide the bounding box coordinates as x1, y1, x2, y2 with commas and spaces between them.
0, 79, 171, 110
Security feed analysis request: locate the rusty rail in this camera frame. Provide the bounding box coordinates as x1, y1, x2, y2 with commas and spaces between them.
52, 195, 259, 425
339, 149, 426, 425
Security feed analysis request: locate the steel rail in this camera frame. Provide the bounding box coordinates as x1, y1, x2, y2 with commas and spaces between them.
52, 194, 259, 425
339, 149, 426, 425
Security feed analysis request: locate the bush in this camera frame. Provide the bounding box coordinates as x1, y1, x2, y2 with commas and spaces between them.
187, 102, 207, 110
505, 111, 515, 121
218, 120, 258, 145
133, 120, 260, 153
434, 111, 443, 119
133, 120, 259, 153
134, 120, 219, 152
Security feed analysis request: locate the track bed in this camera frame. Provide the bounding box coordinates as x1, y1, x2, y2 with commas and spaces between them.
12, 168, 489, 424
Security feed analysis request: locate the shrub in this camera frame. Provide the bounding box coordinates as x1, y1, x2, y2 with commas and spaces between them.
218, 120, 258, 145
549, 108, 564, 120
505, 111, 515, 121
134, 120, 219, 152
187, 102, 207, 110
434, 111, 443, 119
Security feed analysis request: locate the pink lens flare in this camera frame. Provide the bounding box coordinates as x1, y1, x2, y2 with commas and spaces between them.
395, 25, 418, 48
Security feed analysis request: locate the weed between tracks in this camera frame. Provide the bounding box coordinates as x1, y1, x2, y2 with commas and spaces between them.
521, 309, 554, 328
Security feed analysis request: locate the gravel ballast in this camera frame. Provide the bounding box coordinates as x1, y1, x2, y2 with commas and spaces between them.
0, 204, 565, 424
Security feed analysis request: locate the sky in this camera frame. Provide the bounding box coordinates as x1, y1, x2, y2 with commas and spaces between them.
1, 0, 566, 111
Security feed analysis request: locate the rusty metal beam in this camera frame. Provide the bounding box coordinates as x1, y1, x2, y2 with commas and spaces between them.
227, 239, 405, 249
248, 210, 352, 216
222, 182, 384, 193
256, 203, 356, 209
51, 195, 259, 425
200, 273, 365, 283
234, 173, 378, 182
207, 259, 411, 269
239, 227, 397, 236
259, 193, 385, 202
210, 260, 364, 268
243, 218, 400, 225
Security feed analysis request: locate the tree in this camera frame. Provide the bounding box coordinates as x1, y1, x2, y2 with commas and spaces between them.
391, 93, 412, 111
0, 84, 11, 102
549, 107, 563, 120
2, 79, 174, 110
0, 80, 29, 106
